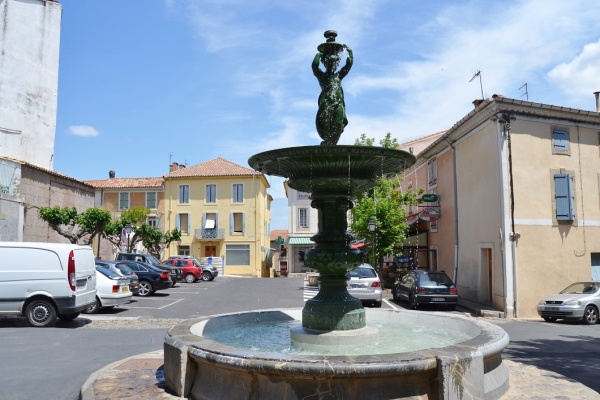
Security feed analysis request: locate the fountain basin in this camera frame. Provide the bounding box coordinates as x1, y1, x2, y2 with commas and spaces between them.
164, 308, 509, 399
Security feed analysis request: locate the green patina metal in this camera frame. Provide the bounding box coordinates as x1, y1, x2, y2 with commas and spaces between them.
249, 31, 416, 331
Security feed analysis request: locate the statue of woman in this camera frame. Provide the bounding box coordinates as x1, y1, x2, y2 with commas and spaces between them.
312, 44, 353, 145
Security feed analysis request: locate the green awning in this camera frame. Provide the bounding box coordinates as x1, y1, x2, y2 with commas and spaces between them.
287, 237, 314, 245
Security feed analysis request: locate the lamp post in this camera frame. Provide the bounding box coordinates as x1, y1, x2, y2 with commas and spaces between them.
368, 218, 376, 268
125, 223, 132, 252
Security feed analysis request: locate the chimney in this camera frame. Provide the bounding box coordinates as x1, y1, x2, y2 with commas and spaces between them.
472, 99, 485, 108
109, 170, 115, 179
169, 162, 179, 173
594, 91, 600, 112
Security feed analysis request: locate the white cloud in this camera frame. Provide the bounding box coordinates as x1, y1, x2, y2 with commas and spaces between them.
547, 39, 600, 101
68, 125, 100, 137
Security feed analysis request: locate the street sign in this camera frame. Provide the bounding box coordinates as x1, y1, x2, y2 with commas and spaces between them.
421, 193, 439, 202
418, 209, 440, 222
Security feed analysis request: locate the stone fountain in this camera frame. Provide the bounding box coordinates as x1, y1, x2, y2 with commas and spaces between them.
164, 31, 509, 399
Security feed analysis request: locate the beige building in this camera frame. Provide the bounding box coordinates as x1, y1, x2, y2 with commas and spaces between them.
402, 95, 600, 318
163, 159, 271, 277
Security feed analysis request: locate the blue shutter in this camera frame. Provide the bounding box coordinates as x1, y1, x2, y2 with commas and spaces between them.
242, 212, 246, 234
553, 130, 568, 151
230, 213, 234, 235
554, 174, 574, 220
176, 213, 181, 230
202, 213, 206, 229
187, 214, 191, 234
215, 213, 219, 229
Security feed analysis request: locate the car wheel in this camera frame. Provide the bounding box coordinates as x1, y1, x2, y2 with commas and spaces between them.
374, 300, 382, 308
25, 299, 57, 327
83, 297, 101, 314
138, 281, 153, 296
409, 294, 418, 310
543, 317, 557, 323
202, 271, 212, 281
185, 273, 196, 283
583, 305, 599, 325
57, 312, 80, 322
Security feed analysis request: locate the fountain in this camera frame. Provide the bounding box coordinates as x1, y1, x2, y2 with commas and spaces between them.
164, 31, 510, 399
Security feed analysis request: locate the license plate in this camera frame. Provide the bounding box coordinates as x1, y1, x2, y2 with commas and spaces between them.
123, 287, 129, 292
547, 307, 559, 311
351, 284, 366, 288
431, 298, 445, 302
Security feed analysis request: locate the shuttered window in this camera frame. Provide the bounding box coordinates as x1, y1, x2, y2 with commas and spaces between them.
554, 174, 574, 221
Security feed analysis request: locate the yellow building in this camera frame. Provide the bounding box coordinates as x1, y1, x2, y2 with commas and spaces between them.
163, 159, 271, 277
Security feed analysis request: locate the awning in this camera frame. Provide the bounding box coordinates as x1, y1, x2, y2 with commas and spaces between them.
287, 237, 315, 245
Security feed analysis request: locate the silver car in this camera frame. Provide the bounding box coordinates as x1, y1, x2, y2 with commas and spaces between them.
537, 282, 600, 325
346, 264, 382, 308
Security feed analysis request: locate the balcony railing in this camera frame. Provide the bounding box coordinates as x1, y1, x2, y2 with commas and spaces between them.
194, 228, 225, 240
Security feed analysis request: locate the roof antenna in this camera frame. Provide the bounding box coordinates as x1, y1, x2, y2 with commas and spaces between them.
469, 70, 484, 100
519, 83, 529, 101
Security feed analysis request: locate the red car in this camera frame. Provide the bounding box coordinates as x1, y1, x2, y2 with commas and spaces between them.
162, 258, 202, 283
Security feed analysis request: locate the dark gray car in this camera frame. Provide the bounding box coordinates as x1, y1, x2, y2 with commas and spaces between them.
392, 270, 458, 310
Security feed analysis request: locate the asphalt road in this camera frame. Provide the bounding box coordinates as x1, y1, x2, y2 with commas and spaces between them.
1, 275, 599, 399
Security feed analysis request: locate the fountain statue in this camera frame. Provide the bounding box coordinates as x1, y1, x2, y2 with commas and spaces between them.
164, 31, 510, 400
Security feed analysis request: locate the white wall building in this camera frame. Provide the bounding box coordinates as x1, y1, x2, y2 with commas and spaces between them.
285, 183, 318, 273
0, 0, 61, 170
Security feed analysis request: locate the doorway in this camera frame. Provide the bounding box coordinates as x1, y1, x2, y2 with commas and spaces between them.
205, 245, 216, 257
480, 247, 493, 303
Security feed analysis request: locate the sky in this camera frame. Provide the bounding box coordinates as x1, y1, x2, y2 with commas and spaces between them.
53, 0, 600, 230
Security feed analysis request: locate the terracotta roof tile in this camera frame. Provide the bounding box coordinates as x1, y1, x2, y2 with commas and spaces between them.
270, 230, 289, 240
84, 177, 164, 189
166, 157, 260, 178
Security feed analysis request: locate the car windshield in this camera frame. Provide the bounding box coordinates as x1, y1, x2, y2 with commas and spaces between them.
142, 254, 162, 266
560, 282, 600, 294
419, 273, 453, 287
348, 267, 377, 278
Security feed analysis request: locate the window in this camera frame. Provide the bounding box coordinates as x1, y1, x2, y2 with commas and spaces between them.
119, 192, 129, 210
147, 216, 159, 229
427, 158, 437, 187
204, 212, 217, 229
178, 246, 190, 256
297, 192, 311, 200
176, 213, 190, 234
206, 184, 216, 204
554, 173, 574, 221
298, 208, 309, 228
231, 212, 245, 234
146, 191, 157, 209
233, 184, 244, 203
552, 128, 570, 155
226, 244, 250, 265
179, 185, 189, 204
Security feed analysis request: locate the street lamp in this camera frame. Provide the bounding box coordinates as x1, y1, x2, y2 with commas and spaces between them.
368, 218, 377, 268
125, 223, 132, 252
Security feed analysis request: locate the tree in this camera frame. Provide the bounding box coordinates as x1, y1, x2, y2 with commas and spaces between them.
39, 206, 111, 245
143, 227, 181, 259
351, 133, 421, 270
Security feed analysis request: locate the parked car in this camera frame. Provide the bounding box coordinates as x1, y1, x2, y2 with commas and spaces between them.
346, 264, 382, 307
393, 270, 458, 310
0, 242, 97, 326
83, 267, 132, 314
95, 260, 140, 295
163, 257, 218, 282
120, 261, 173, 296
537, 282, 600, 325
116, 252, 182, 285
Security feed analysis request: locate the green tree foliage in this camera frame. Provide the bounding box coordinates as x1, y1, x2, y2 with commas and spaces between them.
38, 206, 111, 245
143, 227, 181, 259
351, 133, 421, 270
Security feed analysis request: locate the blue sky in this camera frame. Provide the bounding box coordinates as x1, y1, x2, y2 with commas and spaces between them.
54, 0, 600, 230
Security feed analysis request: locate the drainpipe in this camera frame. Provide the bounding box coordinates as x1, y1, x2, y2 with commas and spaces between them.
444, 138, 460, 285
594, 91, 600, 112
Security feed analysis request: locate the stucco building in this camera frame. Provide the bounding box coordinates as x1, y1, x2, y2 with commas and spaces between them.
163, 159, 271, 277
401, 95, 600, 318
285, 183, 318, 274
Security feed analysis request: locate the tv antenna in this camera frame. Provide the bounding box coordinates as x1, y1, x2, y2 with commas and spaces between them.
519, 83, 529, 101
469, 70, 484, 100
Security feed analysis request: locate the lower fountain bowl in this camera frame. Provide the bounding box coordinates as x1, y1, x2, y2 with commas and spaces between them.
164, 308, 509, 400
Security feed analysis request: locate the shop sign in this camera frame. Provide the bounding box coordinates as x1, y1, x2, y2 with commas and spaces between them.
421, 193, 439, 202
418, 209, 440, 222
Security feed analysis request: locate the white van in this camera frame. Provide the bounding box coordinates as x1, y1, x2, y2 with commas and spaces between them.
0, 242, 97, 327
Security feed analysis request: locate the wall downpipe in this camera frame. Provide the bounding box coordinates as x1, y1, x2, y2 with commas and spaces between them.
444, 138, 460, 285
